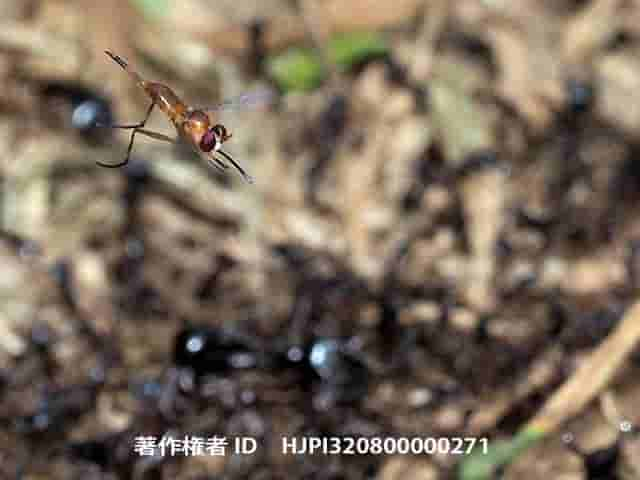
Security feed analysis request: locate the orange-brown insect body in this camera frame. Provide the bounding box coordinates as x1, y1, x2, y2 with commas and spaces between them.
101, 50, 253, 183
142, 82, 186, 120
141, 81, 212, 147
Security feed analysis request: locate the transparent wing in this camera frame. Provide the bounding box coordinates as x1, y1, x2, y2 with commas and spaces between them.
201, 87, 275, 113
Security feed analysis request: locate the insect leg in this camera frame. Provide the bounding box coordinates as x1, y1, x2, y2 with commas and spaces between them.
97, 128, 138, 168
96, 103, 155, 168
96, 102, 155, 129
135, 129, 176, 143
217, 149, 254, 184
206, 154, 229, 172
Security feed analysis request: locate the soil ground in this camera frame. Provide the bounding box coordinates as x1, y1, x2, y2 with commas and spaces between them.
2, 1, 640, 479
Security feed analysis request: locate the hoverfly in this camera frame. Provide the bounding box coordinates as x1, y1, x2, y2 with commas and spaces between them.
98, 50, 272, 183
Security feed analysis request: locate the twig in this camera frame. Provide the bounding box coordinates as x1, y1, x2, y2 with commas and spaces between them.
526, 300, 640, 434
459, 299, 640, 479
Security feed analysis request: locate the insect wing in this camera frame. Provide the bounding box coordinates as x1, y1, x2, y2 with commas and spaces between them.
202, 87, 275, 113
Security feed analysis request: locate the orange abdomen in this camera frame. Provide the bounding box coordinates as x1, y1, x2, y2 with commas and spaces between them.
142, 81, 186, 121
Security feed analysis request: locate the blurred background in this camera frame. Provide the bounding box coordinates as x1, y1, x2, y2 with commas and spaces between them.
2, 0, 640, 478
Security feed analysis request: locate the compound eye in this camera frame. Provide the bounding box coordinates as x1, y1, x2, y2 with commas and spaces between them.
199, 128, 217, 152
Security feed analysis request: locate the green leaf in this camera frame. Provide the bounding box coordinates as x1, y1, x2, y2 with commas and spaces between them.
326, 31, 389, 71
131, 0, 168, 19
458, 429, 544, 480
267, 48, 326, 92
